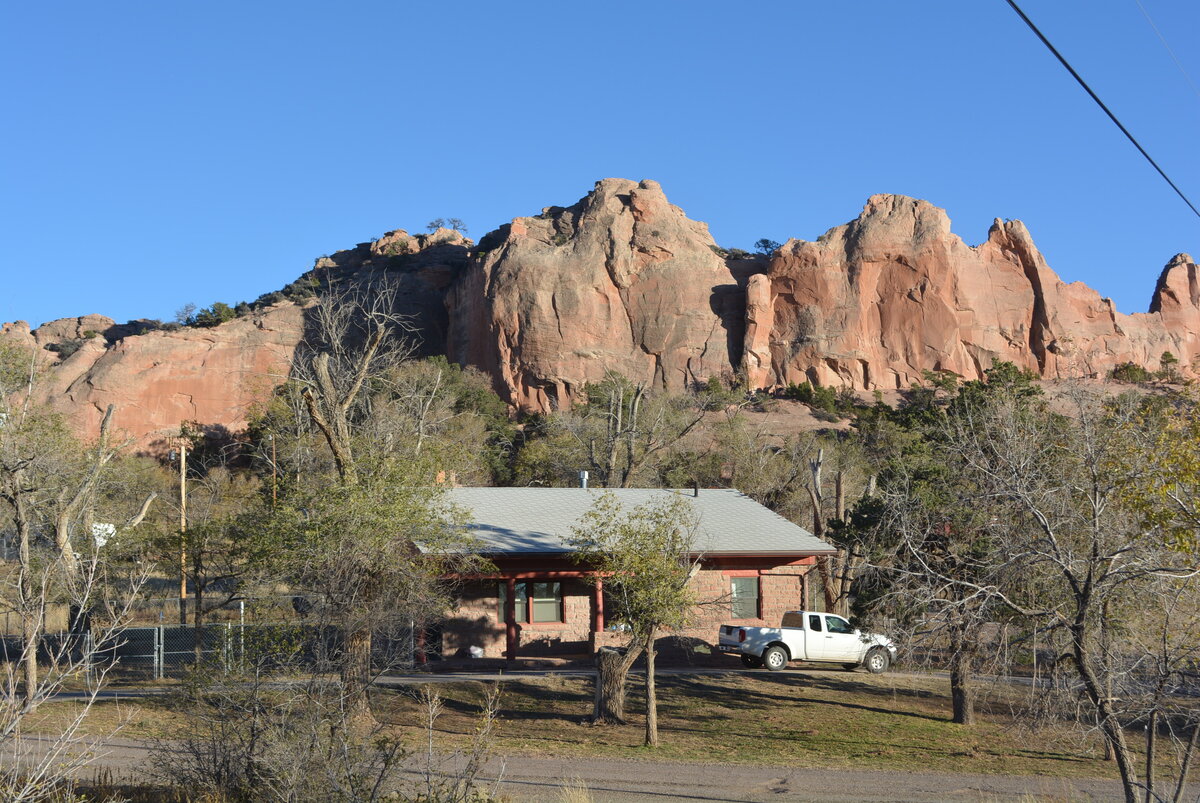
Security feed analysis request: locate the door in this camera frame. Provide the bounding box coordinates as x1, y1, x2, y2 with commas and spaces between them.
820, 614, 862, 662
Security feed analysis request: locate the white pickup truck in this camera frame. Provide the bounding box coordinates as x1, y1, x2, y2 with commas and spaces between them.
717, 610, 897, 673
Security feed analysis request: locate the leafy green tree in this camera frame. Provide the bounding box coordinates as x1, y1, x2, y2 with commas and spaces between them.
267, 464, 480, 720
191, 302, 237, 328
568, 492, 699, 745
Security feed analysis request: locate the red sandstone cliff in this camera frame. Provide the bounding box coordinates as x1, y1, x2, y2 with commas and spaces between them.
446, 179, 749, 411
743, 194, 1198, 390
5, 182, 1196, 446
2, 305, 306, 450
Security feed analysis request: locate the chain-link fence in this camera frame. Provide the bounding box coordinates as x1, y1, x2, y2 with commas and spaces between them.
1, 594, 429, 679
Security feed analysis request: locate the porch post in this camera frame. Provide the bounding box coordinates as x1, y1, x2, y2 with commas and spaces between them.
504, 577, 517, 661
800, 571, 809, 610
592, 577, 605, 633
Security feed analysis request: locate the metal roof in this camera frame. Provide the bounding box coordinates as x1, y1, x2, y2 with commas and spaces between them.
445, 487, 834, 557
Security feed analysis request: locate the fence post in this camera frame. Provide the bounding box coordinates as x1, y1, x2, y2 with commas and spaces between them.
154, 626, 163, 680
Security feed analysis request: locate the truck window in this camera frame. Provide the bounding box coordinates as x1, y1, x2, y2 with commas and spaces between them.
825, 615, 854, 634
781, 612, 804, 628
808, 614, 822, 632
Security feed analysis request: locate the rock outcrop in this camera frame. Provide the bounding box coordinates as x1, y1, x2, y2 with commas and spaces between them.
3, 304, 307, 450
5, 181, 1197, 447
743, 194, 1199, 390
447, 179, 749, 410
311, 226, 472, 355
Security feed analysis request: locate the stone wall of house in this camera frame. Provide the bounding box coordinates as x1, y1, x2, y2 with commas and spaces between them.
442, 578, 595, 658
440, 565, 814, 660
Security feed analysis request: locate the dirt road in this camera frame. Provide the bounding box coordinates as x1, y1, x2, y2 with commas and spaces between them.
44, 735, 1122, 801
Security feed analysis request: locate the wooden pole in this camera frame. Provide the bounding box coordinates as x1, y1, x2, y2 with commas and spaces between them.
179, 440, 187, 626
504, 578, 518, 661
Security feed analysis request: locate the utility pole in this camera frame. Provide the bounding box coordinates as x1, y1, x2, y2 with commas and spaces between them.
179, 439, 188, 626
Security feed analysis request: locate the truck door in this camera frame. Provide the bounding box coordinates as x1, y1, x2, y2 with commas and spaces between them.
821, 615, 862, 662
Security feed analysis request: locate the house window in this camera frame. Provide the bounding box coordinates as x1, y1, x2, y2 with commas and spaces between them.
730, 576, 759, 619
498, 581, 562, 623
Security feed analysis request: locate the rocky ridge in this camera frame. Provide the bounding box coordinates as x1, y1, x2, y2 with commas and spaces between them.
3, 180, 1195, 448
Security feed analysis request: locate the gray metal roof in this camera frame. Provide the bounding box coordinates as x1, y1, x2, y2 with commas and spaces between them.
446, 488, 833, 557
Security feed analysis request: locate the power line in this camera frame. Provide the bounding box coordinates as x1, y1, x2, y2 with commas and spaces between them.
1132, 0, 1200, 105
1004, 0, 1200, 221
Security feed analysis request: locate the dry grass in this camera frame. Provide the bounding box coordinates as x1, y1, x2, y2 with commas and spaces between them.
26, 667, 1171, 782
373, 669, 1133, 780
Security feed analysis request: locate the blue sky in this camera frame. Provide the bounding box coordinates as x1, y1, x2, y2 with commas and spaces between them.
3, 1, 1197, 328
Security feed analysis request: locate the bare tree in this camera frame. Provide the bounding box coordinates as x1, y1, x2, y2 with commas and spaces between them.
522, 373, 707, 489
294, 279, 414, 485
940, 386, 1200, 802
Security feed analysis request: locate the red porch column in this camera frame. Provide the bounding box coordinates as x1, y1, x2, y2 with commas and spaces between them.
504, 577, 518, 660
592, 577, 605, 633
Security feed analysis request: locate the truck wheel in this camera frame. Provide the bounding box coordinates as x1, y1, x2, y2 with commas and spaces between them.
741, 654, 764, 669
865, 647, 891, 674
762, 645, 788, 672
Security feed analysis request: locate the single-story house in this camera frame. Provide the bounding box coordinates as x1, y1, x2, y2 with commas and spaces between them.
439, 487, 835, 660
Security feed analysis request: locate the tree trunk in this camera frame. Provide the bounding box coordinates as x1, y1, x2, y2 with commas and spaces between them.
815, 556, 836, 613
644, 627, 658, 747
1071, 628, 1139, 803
949, 633, 974, 726
593, 641, 644, 725
342, 626, 373, 720
1145, 708, 1157, 803
13, 478, 39, 710
1171, 722, 1198, 803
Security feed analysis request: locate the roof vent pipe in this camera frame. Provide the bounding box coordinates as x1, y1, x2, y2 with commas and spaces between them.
693, 481, 699, 497
579, 470, 589, 489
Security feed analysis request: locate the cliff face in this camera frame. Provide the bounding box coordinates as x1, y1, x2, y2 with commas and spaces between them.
0, 226, 470, 450
744, 194, 1199, 389
446, 178, 749, 411
4, 181, 1196, 448
3, 305, 306, 450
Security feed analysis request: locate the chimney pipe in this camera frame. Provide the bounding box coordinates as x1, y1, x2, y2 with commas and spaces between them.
693, 481, 699, 497
579, 470, 589, 489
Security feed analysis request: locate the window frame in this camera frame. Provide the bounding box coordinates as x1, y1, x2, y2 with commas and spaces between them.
729, 575, 761, 620
497, 580, 564, 625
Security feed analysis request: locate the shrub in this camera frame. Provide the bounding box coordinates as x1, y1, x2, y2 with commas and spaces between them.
780, 381, 838, 415
45, 340, 82, 358
191, 302, 237, 328
1111, 362, 1152, 383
